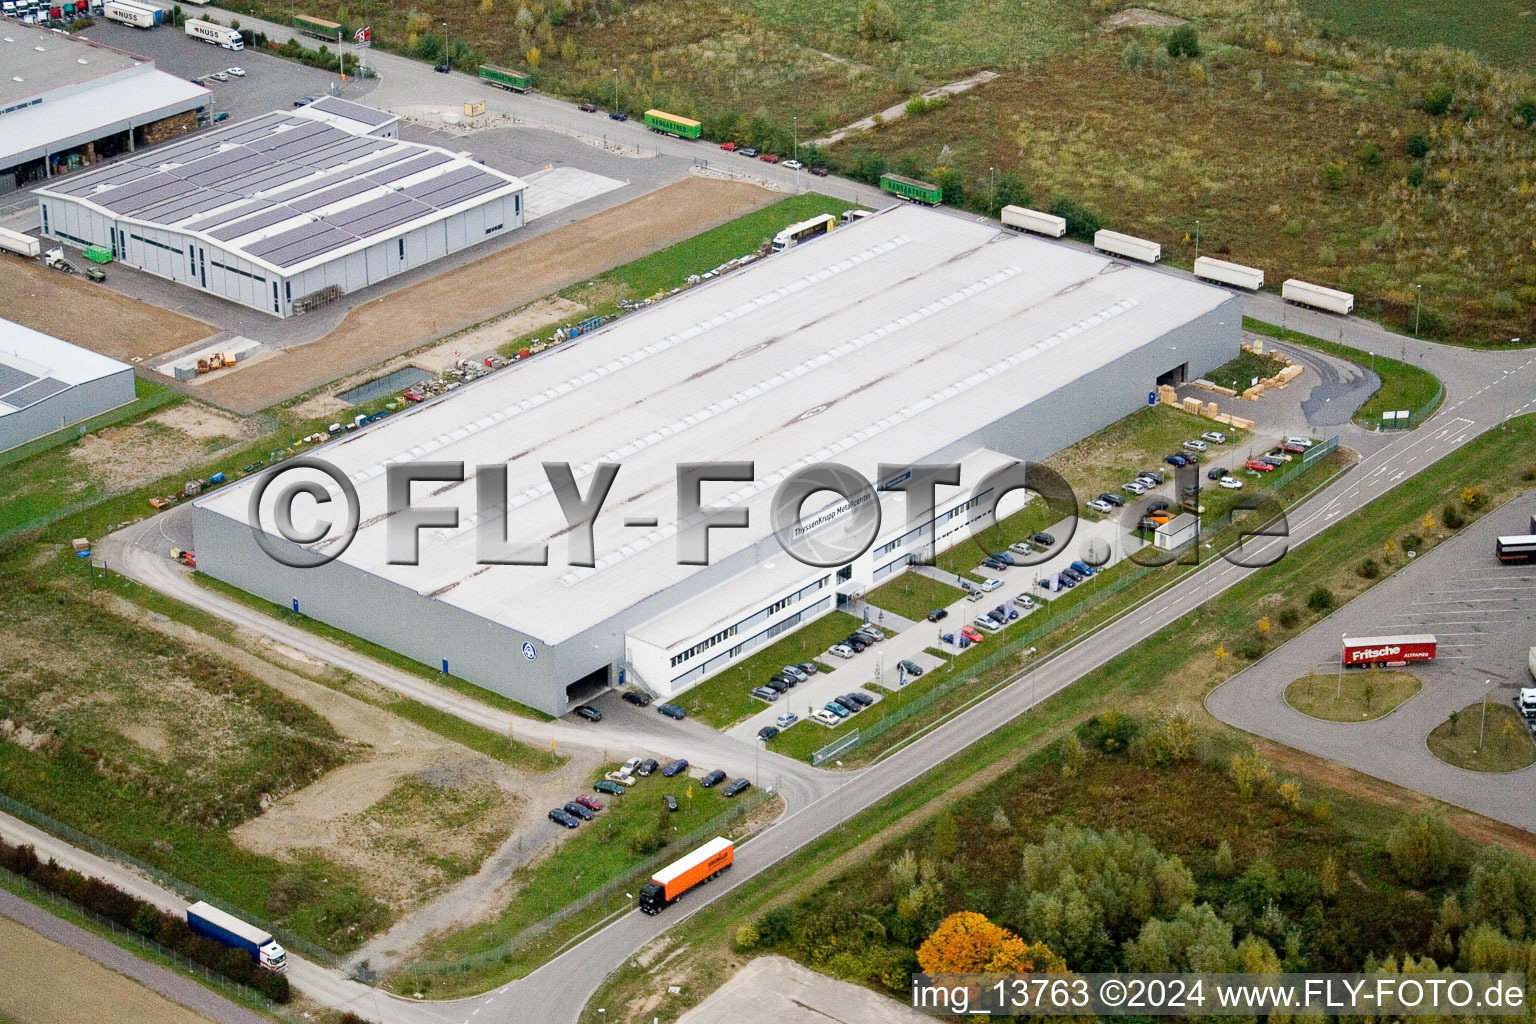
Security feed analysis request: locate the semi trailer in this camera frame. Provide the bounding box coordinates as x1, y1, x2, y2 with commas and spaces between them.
102, 0, 156, 27
186, 902, 287, 972
1283, 278, 1354, 314
642, 109, 701, 138
879, 173, 942, 206
1193, 255, 1264, 290
1001, 205, 1067, 237
185, 18, 242, 48
637, 837, 733, 914
292, 13, 340, 39
0, 227, 41, 259
1341, 634, 1437, 667
478, 64, 532, 92
1094, 228, 1161, 263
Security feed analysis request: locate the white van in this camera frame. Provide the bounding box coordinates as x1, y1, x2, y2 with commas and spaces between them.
1520, 687, 1536, 720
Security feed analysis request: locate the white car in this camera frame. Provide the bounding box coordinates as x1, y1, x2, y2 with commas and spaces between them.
1086, 499, 1113, 513
227, 66, 246, 76
1183, 439, 1208, 452
603, 771, 636, 786
978, 578, 1003, 592
1202, 431, 1227, 444
783, 159, 803, 170
1015, 594, 1038, 609
1008, 541, 1033, 555
828, 643, 856, 659
812, 709, 842, 727
209, 71, 229, 82
621, 757, 642, 776
1219, 476, 1244, 489
974, 615, 1004, 632
1122, 480, 1147, 495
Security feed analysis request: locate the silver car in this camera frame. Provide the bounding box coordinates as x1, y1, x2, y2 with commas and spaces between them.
827, 644, 856, 659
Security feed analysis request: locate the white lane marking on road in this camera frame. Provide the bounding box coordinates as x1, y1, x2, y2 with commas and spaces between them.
1390, 472, 1404, 482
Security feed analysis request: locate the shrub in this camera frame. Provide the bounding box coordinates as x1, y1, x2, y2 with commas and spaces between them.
1407, 166, 1426, 188
1166, 23, 1201, 58
1359, 143, 1381, 166
1401, 532, 1423, 553
1143, 707, 1198, 766
1405, 131, 1431, 157
1385, 813, 1459, 886
1517, 96, 1536, 127
1048, 196, 1103, 241
1277, 607, 1300, 629
733, 921, 760, 951
1079, 711, 1137, 755
1421, 85, 1454, 116
1230, 752, 1273, 799
1460, 486, 1487, 510
1357, 558, 1379, 579
1322, 161, 1347, 189
856, 0, 900, 42
1442, 503, 1465, 529
1307, 586, 1335, 612
1214, 839, 1237, 877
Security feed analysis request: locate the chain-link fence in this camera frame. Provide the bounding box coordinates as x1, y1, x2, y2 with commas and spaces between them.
0, 793, 338, 966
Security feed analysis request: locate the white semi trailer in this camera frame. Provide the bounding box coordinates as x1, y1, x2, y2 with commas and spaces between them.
1194, 256, 1264, 291
185, 17, 242, 48
1282, 278, 1354, 314
1094, 228, 1161, 263
1001, 205, 1067, 238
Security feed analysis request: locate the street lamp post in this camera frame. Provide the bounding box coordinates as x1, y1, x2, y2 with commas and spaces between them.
1414, 284, 1422, 337
1195, 219, 1200, 261
1478, 678, 1492, 751
1337, 634, 1345, 699
989, 166, 996, 215
612, 67, 619, 113
793, 115, 800, 192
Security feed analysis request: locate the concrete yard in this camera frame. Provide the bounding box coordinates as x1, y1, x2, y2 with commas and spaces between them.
677, 956, 929, 1024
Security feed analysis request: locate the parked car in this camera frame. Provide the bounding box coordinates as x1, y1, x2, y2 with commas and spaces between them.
966, 589, 986, 602
844, 636, 869, 652
763, 677, 790, 692
739, 147, 758, 157
1142, 469, 1167, 484
636, 759, 658, 776
700, 769, 727, 787
1098, 492, 1126, 507
1087, 499, 1113, 514
210, 71, 229, 82
751, 686, 780, 703
1070, 561, 1096, 577
1183, 439, 1208, 452
608, 111, 628, 121
578, 103, 598, 112
927, 608, 949, 622
828, 695, 857, 714
823, 701, 850, 719
604, 771, 636, 786
1123, 481, 1147, 495
719, 141, 737, 151
594, 779, 625, 795
1261, 453, 1288, 465
828, 644, 856, 659
798, 662, 818, 675
1056, 573, 1077, 588
1009, 541, 1034, 554
982, 556, 1007, 571
1015, 594, 1038, 609
1181, 484, 1200, 497
1147, 499, 1170, 512
847, 692, 875, 707
1060, 567, 1085, 583
575, 705, 602, 722
622, 758, 642, 776
979, 578, 1003, 592
812, 709, 842, 727
992, 551, 1016, 566
211, 111, 230, 122
809, 166, 829, 176
573, 794, 603, 811
433, 63, 451, 73
1208, 466, 1229, 480
961, 626, 984, 643
293, 96, 319, 107
857, 625, 885, 642
621, 690, 651, 706
1202, 431, 1228, 444
661, 759, 689, 777
1165, 453, 1189, 467
563, 801, 595, 821
757, 725, 779, 742
657, 703, 687, 719
723, 778, 752, 797
759, 153, 780, 163
1031, 532, 1055, 547
549, 809, 580, 828
776, 711, 799, 728
1246, 458, 1276, 472
1279, 442, 1306, 454
1219, 476, 1244, 489
226, 66, 245, 76
664, 794, 678, 811
783, 159, 803, 170
781, 665, 808, 683
974, 614, 1002, 632
1136, 475, 1161, 489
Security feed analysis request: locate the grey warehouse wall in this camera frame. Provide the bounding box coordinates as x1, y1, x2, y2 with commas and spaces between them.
0, 369, 136, 453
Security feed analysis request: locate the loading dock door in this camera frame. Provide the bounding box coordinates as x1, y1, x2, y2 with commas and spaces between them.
1156, 362, 1189, 388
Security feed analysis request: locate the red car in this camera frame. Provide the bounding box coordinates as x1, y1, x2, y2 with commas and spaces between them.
809, 166, 829, 177
1279, 442, 1306, 454
1245, 458, 1276, 472
719, 141, 737, 151
572, 794, 602, 811
578, 103, 598, 113
961, 626, 984, 643
402, 388, 424, 403
758, 153, 780, 163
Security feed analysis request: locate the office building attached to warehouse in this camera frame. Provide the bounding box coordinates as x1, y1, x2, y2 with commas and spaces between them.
192, 204, 1241, 716
0, 318, 136, 453
35, 99, 526, 317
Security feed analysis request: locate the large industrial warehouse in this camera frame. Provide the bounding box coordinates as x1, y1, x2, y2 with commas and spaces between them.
0, 318, 136, 453
35, 100, 527, 317
2, 24, 209, 194
193, 204, 1241, 715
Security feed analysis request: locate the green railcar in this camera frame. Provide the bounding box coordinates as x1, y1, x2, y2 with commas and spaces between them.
478, 64, 532, 92
292, 14, 341, 40
879, 173, 942, 206
643, 109, 702, 139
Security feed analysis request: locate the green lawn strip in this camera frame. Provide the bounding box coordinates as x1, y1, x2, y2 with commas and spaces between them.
384, 701, 564, 773
1428, 703, 1536, 773
192, 574, 552, 721
862, 574, 964, 622
1243, 317, 1444, 427
581, 412, 1536, 1022
388, 768, 745, 996
672, 610, 861, 729
0, 870, 288, 1020
1294, 0, 1536, 67
1202, 349, 1288, 393
1285, 669, 1421, 722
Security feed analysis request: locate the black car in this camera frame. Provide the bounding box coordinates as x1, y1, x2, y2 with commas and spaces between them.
899, 659, 924, 678
664, 794, 678, 811
927, 608, 949, 622
809, 165, 829, 176
847, 691, 876, 706
433, 63, 451, 73
846, 636, 869, 652
722, 778, 752, 798
982, 556, 1007, 571
549, 809, 579, 828
621, 691, 652, 707
657, 703, 686, 720
1030, 532, 1055, 547
1061, 567, 1085, 583
1099, 492, 1126, 507
700, 769, 727, 787
1147, 499, 1170, 513
575, 705, 602, 722
608, 111, 628, 121
1208, 466, 1229, 480
764, 677, 790, 693
661, 758, 689, 777
563, 801, 595, 821
635, 758, 658, 776
758, 725, 780, 742
834, 696, 861, 713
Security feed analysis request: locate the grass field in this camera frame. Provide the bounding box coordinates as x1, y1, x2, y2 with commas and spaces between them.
1244, 318, 1445, 427
1203, 349, 1288, 393
1428, 703, 1536, 772
1294, 0, 1536, 67
672, 611, 860, 729
863, 574, 965, 622
584, 413, 1536, 1023
1285, 669, 1421, 721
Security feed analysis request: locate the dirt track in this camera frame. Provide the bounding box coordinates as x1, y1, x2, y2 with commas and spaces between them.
197, 177, 777, 414
0, 259, 214, 362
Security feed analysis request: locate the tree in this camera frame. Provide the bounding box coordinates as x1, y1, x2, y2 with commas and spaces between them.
526, 46, 542, 70
1144, 707, 1197, 766
1405, 131, 1431, 158
1363, 682, 1376, 712
1385, 813, 1459, 886
1422, 85, 1454, 116
1166, 23, 1200, 58
856, 0, 901, 42
1060, 732, 1085, 778
1449, 710, 1460, 734
1214, 839, 1237, 877
1320, 855, 1339, 900
1517, 95, 1536, 127
990, 171, 1030, 216
918, 912, 1066, 973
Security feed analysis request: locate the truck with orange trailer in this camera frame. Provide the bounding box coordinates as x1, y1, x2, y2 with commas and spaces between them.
637, 837, 733, 914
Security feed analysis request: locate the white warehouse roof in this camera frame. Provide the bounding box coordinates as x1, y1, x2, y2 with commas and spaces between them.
0, 317, 132, 417
36, 103, 525, 277
198, 204, 1230, 645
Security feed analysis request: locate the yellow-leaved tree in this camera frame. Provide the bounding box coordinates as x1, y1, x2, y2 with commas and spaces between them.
917, 912, 1067, 974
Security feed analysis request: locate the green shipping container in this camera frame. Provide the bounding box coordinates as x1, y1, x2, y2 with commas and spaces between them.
478, 64, 531, 92
880, 173, 942, 206
643, 109, 702, 139
84, 245, 113, 264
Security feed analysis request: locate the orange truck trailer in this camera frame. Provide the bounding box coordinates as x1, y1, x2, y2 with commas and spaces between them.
638, 837, 734, 914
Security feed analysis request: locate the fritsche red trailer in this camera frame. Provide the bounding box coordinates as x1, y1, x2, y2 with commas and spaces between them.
1342, 634, 1437, 667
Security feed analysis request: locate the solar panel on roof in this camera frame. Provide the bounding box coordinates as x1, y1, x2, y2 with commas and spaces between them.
325, 192, 431, 236
181, 198, 266, 230
183, 150, 271, 186
137, 188, 239, 225
245, 219, 353, 259
96, 176, 188, 214
416, 172, 505, 210
252, 224, 358, 267
221, 164, 312, 196
208, 204, 305, 241
288, 176, 377, 213
366, 151, 451, 186
1, 377, 70, 409
307, 137, 390, 170
0, 365, 39, 395
312, 96, 394, 126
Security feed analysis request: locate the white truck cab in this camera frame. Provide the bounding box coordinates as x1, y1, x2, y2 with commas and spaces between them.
1519, 686, 1536, 720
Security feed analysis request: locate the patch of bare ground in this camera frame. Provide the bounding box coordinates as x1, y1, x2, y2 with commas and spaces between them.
66, 402, 254, 490
1101, 8, 1187, 30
